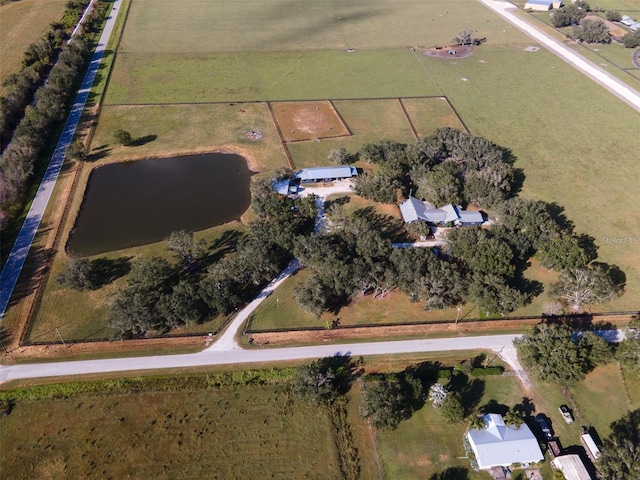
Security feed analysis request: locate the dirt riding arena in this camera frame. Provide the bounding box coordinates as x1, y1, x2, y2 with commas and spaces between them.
423, 45, 474, 59
271, 101, 350, 142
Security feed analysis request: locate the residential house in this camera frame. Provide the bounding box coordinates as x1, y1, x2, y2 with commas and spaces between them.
398, 196, 484, 226
466, 413, 544, 470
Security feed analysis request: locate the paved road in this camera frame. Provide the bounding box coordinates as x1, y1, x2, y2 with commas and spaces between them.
0, 0, 123, 319
480, 0, 640, 113
0, 334, 523, 384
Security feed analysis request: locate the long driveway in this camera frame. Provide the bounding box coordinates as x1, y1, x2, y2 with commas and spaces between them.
0, 334, 524, 384
0, 0, 123, 319
480, 0, 640, 113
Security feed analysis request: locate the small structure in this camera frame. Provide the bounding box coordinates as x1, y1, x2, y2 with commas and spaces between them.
294, 166, 357, 183
580, 433, 601, 462
272, 178, 298, 196
551, 454, 594, 480
525, 0, 554, 11
398, 196, 484, 226
466, 413, 544, 470
621, 15, 635, 26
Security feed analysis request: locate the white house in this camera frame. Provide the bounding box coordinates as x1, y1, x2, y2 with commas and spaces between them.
294, 166, 357, 183
398, 196, 484, 226
466, 413, 544, 470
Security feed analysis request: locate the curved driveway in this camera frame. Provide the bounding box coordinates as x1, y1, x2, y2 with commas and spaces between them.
480, 0, 640, 113
0, 0, 123, 319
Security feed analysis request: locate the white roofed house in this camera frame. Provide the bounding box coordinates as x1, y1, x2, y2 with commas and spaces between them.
294, 166, 357, 183
398, 196, 484, 226
466, 413, 544, 470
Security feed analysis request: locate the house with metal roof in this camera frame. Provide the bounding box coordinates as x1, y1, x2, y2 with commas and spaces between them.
398, 196, 484, 226
551, 455, 594, 480
621, 15, 635, 26
466, 413, 544, 470
294, 166, 357, 183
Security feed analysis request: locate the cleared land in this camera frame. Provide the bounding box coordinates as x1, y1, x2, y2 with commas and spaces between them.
0, 0, 68, 93
0, 384, 343, 479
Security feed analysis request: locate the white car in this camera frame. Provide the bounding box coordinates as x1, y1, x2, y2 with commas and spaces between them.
559, 405, 574, 424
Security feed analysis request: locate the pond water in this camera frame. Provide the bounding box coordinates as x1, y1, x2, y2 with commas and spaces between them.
68, 153, 252, 256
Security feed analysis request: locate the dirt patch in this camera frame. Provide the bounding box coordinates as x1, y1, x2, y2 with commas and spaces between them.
271, 101, 350, 142
585, 15, 627, 38
423, 45, 474, 59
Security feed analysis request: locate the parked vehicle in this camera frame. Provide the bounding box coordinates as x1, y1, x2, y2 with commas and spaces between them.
559, 405, 574, 424
535, 414, 553, 440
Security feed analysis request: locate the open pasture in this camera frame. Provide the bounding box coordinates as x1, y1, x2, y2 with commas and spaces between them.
0, 384, 342, 479
0, 0, 68, 93
272, 101, 349, 142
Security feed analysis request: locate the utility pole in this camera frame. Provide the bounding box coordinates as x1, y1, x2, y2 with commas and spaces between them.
455, 305, 462, 325
55, 327, 66, 348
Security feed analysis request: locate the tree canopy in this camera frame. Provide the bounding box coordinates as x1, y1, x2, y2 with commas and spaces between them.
360, 373, 423, 429
598, 410, 640, 480
514, 323, 610, 385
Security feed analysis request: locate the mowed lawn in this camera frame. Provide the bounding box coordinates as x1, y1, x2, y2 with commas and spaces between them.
0, 385, 342, 479
0, 0, 68, 93
97, 0, 640, 314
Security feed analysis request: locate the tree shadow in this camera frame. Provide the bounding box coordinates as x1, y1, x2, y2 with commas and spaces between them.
90, 257, 131, 288
545, 202, 575, 233
406, 361, 442, 388
128, 134, 158, 147
592, 261, 627, 289
318, 354, 360, 394
324, 195, 351, 211
201, 230, 244, 268
86, 147, 112, 162
479, 399, 510, 416
428, 466, 470, 480
517, 397, 536, 417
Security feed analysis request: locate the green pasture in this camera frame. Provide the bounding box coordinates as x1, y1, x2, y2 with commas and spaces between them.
0, 0, 68, 93
0, 384, 342, 479
120, 0, 507, 54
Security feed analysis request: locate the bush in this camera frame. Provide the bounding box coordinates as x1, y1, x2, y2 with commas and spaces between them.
113, 129, 133, 145
605, 10, 622, 22
622, 31, 640, 48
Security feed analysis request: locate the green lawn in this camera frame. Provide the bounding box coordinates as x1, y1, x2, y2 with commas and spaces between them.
0, 384, 342, 479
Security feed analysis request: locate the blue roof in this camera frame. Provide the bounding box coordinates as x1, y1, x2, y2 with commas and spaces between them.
272, 179, 292, 195
526, 0, 553, 4
294, 166, 357, 182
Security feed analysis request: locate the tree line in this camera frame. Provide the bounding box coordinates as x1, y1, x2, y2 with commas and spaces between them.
0, 0, 110, 227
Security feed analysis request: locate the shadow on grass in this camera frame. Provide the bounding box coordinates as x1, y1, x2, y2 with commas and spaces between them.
90, 256, 131, 288
129, 134, 158, 147
428, 466, 470, 480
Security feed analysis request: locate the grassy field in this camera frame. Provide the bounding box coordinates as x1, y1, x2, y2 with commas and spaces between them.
0, 384, 343, 479
0, 0, 68, 93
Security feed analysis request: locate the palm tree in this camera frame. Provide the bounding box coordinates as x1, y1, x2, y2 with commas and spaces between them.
503, 408, 526, 428
468, 414, 487, 431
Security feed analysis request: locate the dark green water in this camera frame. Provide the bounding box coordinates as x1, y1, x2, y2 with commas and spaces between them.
68, 153, 252, 256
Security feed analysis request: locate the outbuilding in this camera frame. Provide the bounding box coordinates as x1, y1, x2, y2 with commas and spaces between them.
525, 0, 554, 11
551, 454, 594, 480
294, 166, 357, 183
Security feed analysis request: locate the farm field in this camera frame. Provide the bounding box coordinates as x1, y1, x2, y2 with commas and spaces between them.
0, 383, 344, 479
0, 0, 68, 93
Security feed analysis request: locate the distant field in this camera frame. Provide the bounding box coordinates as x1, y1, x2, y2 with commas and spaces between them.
0, 0, 68, 93
0, 384, 343, 479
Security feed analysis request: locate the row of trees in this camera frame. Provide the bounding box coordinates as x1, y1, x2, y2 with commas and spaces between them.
0, 0, 91, 150
351, 128, 516, 209
0, 0, 110, 227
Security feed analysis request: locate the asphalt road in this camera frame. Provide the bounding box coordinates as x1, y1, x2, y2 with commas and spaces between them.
0, 334, 523, 384
480, 0, 640, 113
0, 0, 123, 319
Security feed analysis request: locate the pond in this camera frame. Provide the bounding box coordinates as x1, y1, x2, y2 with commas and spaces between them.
68, 153, 252, 256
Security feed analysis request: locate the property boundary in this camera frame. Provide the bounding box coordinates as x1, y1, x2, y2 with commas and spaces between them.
398, 98, 419, 140
266, 101, 295, 169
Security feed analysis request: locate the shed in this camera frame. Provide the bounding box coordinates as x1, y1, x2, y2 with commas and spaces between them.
294, 166, 357, 183
580, 433, 600, 462
551, 454, 594, 480
621, 15, 635, 26
466, 414, 544, 470
552, 0, 563, 8
526, 0, 554, 11
631, 22, 640, 31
